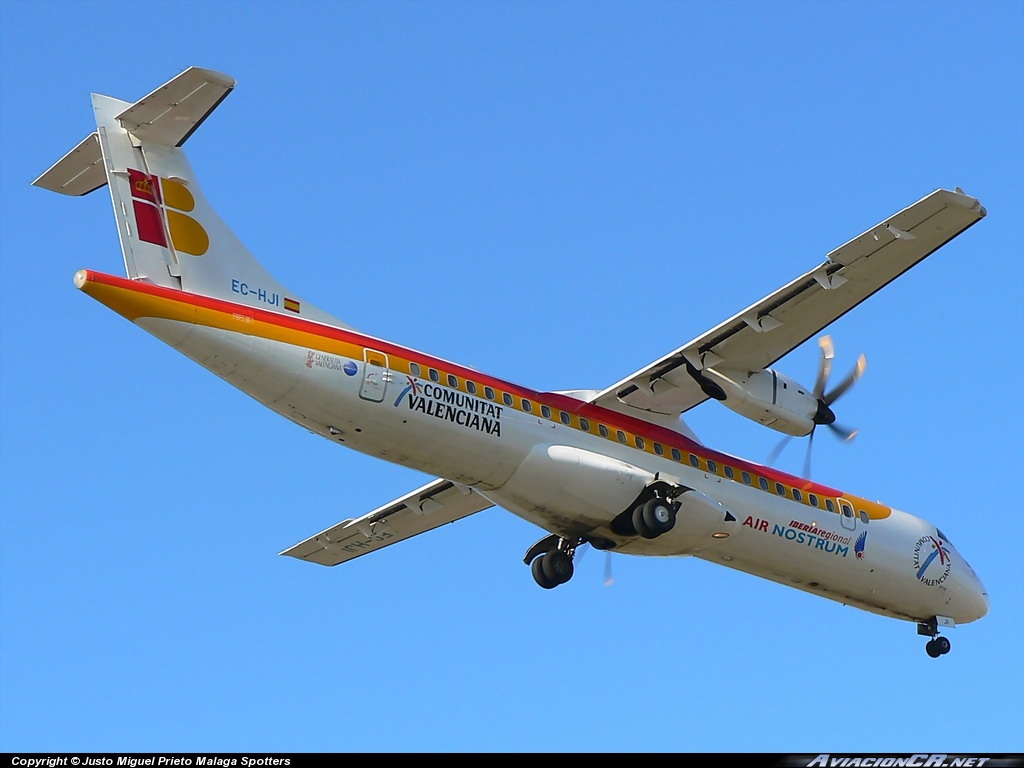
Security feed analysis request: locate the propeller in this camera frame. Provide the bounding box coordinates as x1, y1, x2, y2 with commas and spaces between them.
812, 335, 866, 440
575, 542, 615, 587
603, 551, 614, 587
768, 335, 866, 477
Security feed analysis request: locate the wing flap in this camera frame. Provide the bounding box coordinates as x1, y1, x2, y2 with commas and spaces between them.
281, 478, 494, 566
593, 188, 985, 420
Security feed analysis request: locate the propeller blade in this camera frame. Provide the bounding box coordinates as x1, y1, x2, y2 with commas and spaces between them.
827, 422, 859, 441
814, 336, 835, 398
767, 434, 794, 466
803, 429, 816, 479
824, 353, 867, 405
603, 551, 614, 587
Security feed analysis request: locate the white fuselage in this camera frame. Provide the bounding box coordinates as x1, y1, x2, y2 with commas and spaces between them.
132, 307, 989, 628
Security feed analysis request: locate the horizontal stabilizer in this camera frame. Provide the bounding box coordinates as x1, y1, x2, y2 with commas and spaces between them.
32, 132, 105, 196
116, 66, 234, 147
32, 67, 235, 196
281, 478, 494, 566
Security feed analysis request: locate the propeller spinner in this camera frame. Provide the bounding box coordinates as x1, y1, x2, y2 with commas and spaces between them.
769, 335, 866, 477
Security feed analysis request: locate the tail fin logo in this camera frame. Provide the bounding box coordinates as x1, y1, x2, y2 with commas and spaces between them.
128, 169, 210, 256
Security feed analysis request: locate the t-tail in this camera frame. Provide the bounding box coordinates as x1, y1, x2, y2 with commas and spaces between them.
33, 66, 349, 329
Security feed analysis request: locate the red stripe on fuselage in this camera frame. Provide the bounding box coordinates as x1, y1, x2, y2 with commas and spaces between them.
80, 270, 845, 498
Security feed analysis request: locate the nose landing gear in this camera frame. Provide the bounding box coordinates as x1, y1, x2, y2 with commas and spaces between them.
918, 616, 955, 658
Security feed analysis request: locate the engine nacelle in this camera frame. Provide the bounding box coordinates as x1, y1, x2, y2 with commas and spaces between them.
701, 367, 823, 437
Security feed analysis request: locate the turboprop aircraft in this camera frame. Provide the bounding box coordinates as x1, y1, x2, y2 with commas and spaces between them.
34, 67, 989, 657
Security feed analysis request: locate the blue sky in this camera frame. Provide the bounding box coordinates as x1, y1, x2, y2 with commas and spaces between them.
2, 0, 1022, 754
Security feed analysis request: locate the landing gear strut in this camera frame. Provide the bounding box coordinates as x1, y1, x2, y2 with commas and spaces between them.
918, 616, 954, 658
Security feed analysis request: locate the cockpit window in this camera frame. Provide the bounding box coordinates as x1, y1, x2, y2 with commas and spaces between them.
937, 528, 952, 544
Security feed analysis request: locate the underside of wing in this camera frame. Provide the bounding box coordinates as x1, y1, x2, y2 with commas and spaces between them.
281, 478, 494, 566
591, 188, 986, 421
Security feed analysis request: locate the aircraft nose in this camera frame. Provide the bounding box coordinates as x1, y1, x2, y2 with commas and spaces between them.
952, 563, 989, 623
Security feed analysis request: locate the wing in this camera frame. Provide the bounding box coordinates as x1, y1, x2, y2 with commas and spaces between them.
281, 478, 494, 566
591, 188, 986, 420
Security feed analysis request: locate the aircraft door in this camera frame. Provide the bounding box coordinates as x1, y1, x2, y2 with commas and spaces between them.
360, 349, 391, 402
838, 498, 857, 531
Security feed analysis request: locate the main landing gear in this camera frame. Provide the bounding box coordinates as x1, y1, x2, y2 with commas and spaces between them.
918, 616, 954, 658
632, 496, 677, 539
524, 534, 581, 589
532, 547, 575, 589
524, 492, 681, 590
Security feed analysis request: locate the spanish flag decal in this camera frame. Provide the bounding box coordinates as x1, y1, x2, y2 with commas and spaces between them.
284, 297, 301, 313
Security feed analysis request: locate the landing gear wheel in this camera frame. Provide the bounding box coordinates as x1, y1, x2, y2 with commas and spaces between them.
531, 549, 573, 589
925, 636, 951, 658
634, 498, 676, 538
632, 505, 655, 539
642, 498, 676, 536
626, 507, 651, 536
531, 556, 558, 589
541, 549, 574, 585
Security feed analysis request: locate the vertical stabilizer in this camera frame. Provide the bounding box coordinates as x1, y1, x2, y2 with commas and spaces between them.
33, 67, 351, 329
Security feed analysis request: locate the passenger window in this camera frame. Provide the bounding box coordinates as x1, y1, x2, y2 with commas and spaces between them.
741, 471, 751, 485
759, 478, 769, 491
541, 405, 551, 418
724, 465, 734, 479
429, 368, 440, 382
409, 362, 421, 377
775, 482, 786, 496
502, 392, 513, 406
809, 493, 819, 507
447, 374, 458, 388
825, 499, 835, 512
616, 430, 627, 444
689, 454, 700, 468
466, 380, 477, 395
485, 386, 495, 400
580, 418, 590, 432
523, 400, 532, 413
635, 436, 645, 449
859, 511, 870, 524
671, 448, 682, 461
793, 489, 802, 502
599, 424, 609, 438
654, 442, 664, 456
560, 411, 571, 425
707, 460, 717, 474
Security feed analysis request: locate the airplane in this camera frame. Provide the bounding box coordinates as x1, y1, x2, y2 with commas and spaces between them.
33, 66, 989, 658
